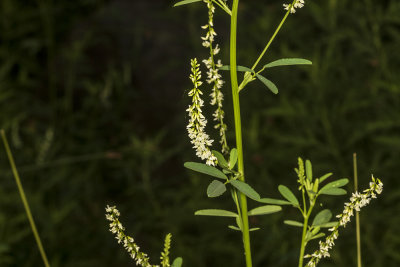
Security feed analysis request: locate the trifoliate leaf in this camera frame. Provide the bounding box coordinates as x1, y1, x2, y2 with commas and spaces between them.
212, 150, 228, 168
278, 185, 299, 206
207, 180, 226, 197
184, 162, 228, 180
256, 74, 278, 94
230, 180, 260, 201
319, 178, 349, 195
312, 209, 332, 226
319, 172, 333, 183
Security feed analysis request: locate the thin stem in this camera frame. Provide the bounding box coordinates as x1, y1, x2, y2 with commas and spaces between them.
1, 130, 51, 267
250, 9, 291, 71
230, 1, 252, 266
298, 201, 315, 267
353, 153, 362, 267
298, 216, 309, 267
211, 0, 231, 16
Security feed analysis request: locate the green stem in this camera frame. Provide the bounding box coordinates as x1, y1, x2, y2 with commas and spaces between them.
298, 216, 309, 267
1, 130, 51, 267
353, 153, 362, 267
250, 9, 291, 71
298, 201, 314, 267
230, 1, 252, 266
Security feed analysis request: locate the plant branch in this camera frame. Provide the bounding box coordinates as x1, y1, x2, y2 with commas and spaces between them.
230, 1, 252, 266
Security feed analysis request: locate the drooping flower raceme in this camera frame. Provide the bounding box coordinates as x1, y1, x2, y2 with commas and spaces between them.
201, 0, 229, 154
186, 58, 217, 166
304, 175, 383, 267
105, 205, 156, 267
283, 0, 305, 13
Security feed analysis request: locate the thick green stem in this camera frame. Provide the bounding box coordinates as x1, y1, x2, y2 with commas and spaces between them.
230, 1, 252, 266
1, 130, 51, 267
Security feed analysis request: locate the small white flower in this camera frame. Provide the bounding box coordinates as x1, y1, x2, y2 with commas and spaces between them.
283, 0, 305, 13
305, 175, 383, 266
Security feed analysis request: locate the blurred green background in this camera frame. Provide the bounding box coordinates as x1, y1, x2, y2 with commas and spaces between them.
0, 0, 399, 266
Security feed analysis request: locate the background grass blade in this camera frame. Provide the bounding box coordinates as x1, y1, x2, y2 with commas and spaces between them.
1, 130, 51, 267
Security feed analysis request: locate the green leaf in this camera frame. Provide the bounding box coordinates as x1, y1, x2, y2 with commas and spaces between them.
171, 257, 183, 267
305, 160, 312, 182
229, 148, 238, 169
248, 205, 282, 216
207, 180, 226, 197
184, 162, 228, 180
195, 209, 238, 217
263, 58, 312, 68
173, 0, 201, 7
308, 232, 325, 241
230, 180, 260, 201
228, 225, 241, 231
257, 198, 292, 205
318, 221, 339, 228
284, 220, 303, 227
312, 209, 332, 226
212, 150, 228, 168
278, 185, 299, 206
319, 178, 349, 194
255, 74, 278, 94
319, 187, 347, 195
319, 173, 333, 183
250, 227, 260, 231
219, 65, 254, 73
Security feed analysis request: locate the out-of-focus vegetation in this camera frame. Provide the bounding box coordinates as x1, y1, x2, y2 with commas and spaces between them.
0, 0, 398, 266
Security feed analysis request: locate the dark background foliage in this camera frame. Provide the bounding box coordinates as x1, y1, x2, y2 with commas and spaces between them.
0, 0, 399, 266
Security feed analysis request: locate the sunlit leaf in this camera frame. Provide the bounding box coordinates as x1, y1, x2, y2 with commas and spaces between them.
230, 180, 260, 201
195, 209, 238, 217
229, 148, 238, 169
248, 205, 281, 216
284, 220, 303, 227
319, 187, 347, 195
319, 178, 349, 195
207, 180, 226, 197
171, 257, 183, 267
212, 150, 228, 168
256, 74, 278, 94
263, 58, 312, 68
278, 185, 299, 206
257, 198, 292, 205
312, 209, 332, 226
184, 162, 228, 180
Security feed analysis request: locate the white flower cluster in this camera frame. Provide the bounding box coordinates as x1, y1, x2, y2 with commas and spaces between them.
105, 205, 156, 267
305, 175, 383, 267
201, 0, 229, 154
283, 0, 305, 13
186, 58, 217, 166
